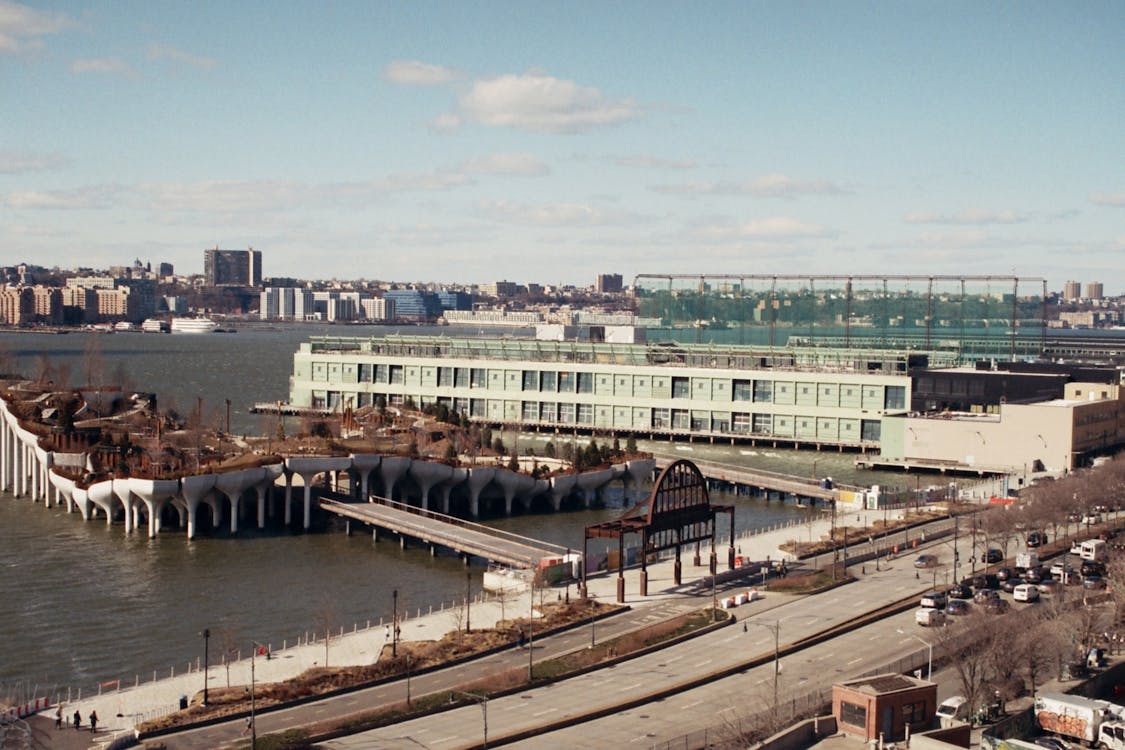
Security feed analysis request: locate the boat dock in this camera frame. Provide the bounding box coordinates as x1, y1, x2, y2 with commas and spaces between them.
319, 496, 569, 569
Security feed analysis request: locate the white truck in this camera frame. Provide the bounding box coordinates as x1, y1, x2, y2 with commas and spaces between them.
1080, 539, 1107, 563
1035, 692, 1125, 747
1017, 551, 1040, 570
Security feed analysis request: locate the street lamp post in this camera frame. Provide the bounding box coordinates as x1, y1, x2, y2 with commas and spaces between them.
747, 620, 780, 709
392, 588, 399, 658
202, 628, 210, 705
465, 571, 472, 633
898, 629, 933, 680
450, 690, 489, 749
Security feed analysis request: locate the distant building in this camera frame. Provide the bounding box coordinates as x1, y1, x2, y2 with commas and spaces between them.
436, 290, 472, 311
31, 286, 62, 324
360, 297, 393, 321
595, 273, 623, 294
383, 289, 441, 320
158, 262, 174, 277
1063, 280, 1082, 301
204, 247, 262, 287
1086, 281, 1104, 300
478, 281, 521, 298
260, 287, 314, 320
0, 287, 34, 325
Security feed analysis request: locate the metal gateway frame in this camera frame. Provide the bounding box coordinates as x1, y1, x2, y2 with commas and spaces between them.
583, 459, 734, 603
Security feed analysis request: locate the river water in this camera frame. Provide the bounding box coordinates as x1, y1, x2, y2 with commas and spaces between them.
0, 326, 903, 700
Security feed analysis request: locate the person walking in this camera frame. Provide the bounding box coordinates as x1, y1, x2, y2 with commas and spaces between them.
55, 705, 62, 729
72, 709, 80, 730
89, 710, 98, 733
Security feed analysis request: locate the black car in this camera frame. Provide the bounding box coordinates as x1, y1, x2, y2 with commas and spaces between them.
971, 573, 1000, 591
1083, 575, 1107, 591
996, 566, 1015, 582
1034, 737, 1072, 750
1025, 566, 1046, 584
1081, 560, 1106, 577
983, 597, 1011, 614
974, 589, 1001, 605
948, 583, 972, 600
984, 548, 1003, 564
945, 599, 971, 616
1027, 530, 1048, 548
1001, 577, 1025, 593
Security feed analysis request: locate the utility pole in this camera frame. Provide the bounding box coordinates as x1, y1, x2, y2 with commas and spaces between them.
392, 588, 399, 658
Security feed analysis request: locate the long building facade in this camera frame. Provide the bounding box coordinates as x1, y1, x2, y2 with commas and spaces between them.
288, 335, 938, 449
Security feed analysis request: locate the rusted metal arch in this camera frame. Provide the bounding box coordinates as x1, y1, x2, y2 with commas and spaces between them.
583, 459, 734, 603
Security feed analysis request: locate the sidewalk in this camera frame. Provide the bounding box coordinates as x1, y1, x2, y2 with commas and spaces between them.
30, 505, 904, 746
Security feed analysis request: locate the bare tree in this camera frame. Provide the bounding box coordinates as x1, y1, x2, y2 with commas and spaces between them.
937, 612, 1001, 721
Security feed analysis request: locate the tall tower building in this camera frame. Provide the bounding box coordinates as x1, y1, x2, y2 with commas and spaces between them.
204, 247, 263, 287
1063, 280, 1081, 301
1085, 282, 1104, 301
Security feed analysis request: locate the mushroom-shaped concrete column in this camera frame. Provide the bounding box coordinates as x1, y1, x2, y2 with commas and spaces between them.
254, 464, 284, 528
129, 477, 181, 537
493, 468, 536, 516
34, 446, 52, 505
378, 457, 412, 503
286, 457, 352, 529
87, 479, 118, 526
547, 473, 578, 512
180, 473, 217, 540
349, 454, 382, 501
112, 477, 137, 533
466, 467, 495, 518
435, 467, 469, 515
71, 486, 91, 521
48, 469, 76, 513
214, 468, 260, 535
408, 461, 454, 511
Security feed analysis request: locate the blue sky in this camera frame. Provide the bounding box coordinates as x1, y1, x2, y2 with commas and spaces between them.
2, 1, 1123, 291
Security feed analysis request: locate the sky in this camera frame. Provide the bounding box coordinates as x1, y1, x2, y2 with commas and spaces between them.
2, 1, 1123, 291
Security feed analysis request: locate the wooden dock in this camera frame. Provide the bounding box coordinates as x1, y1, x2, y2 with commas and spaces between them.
319, 496, 568, 569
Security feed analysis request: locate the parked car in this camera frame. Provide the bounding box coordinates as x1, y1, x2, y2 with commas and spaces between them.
1027, 530, 1048, 547
947, 583, 972, 600
1080, 560, 1106, 577
1083, 575, 1107, 591
920, 591, 949, 609
996, 566, 1015, 581
1035, 736, 1073, 750
914, 554, 939, 569
983, 597, 1010, 614
1013, 583, 1040, 602
945, 599, 971, 616
971, 573, 999, 591
916, 607, 947, 627
1083, 513, 1103, 525
1038, 579, 1061, 595
974, 589, 1001, 605
1001, 577, 1024, 593
984, 548, 1003, 564
1025, 566, 1046, 583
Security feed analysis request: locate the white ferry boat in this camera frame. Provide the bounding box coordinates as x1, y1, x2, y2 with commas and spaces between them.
170, 317, 217, 334
141, 318, 169, 333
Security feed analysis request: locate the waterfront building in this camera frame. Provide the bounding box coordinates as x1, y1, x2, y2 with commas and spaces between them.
288, 334, 926, 448
442, 309, 543, 327
478, 281, 521, 298
0, 287, 34, 325
360, 297, 393, 321
1064, 280, 1082, 301
31, 286, 63, 324
436, 289, 472, 311
384, 289, 441, 320
59, 286, 98, 324
259, 287, 315, 320
204, 247, 262, 287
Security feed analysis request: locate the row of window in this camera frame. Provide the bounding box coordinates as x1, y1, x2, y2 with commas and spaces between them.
308, 390, 882, 441
309, 361, 907, 410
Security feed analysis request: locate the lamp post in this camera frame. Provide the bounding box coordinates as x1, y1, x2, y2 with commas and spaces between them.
392, 588, 399, 658
465, 572, 471, 633
450, 690, 489, 749
898, 629, 933, 680
202, 628, 210, 705
747, 620, 780, 709
250, 641, 267, 750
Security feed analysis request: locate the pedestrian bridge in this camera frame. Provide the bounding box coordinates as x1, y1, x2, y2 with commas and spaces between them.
320, 495, 568, 569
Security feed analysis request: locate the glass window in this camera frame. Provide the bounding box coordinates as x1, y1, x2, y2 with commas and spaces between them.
389, 365, 404, 384
559, 372, 576, 392
375, 364, 388, 383
541, 371, 557, 392
752, 414, 772, 433
454, 397, 469, 415
558, 403, 576, 424
733, 379, 752, 401
841, 702, 866, 728
885, 385, 906, 410
455, 368, 470, 388
577, 404, 594, 423
861, 419, 882, 441
753, 381, 773, 402
470, 399, 485, 417
732, 413, 751, 433
470, 368, 487, 388
358, 364, 372, 383
539, 402, 556, 422
576, 372, 594, 393
690, 415, 708, 431
652, 408, 670, 428
521, 402, 538, 421
671, 409, 689, 429
671, 377, 690, 399
522, 370, 539, 391
438, 367, 453, 387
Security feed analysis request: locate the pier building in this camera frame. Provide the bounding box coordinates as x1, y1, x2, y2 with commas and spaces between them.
286, 334, 938, 451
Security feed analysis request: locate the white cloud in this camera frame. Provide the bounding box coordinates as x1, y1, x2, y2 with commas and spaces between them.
695, 216, 832, 241
6, 185, 121, 210
0, 151, 68, 174
1090, 192, 1125, 207
652, 173, 844, 198
615, 155, 697, 170
902, 209, 1029, 225
0, 0, 72, 54
460, 153, 549, 177
146, 43, 217, 70
457, 73, 641, 133
70, 57, 138, 77
481, 199, 635, 227
382, 59, 463, 86
429, 111, 462, 132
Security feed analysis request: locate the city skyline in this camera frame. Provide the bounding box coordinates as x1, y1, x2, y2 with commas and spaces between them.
2, 2, 1123, 291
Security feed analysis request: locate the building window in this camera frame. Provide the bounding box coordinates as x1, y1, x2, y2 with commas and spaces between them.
455, 368, 470, 388
902, 702, 926, 725
438, 367, 453, 387
454, 397, 469, 415
521, 402, 538, 421
752, 414, 772, 433
671, 377, 690, 399
841, 702, 867, 728
577, 403, 594, 424
885, 385, 906, 410
470, 399, 485, 417
541, 371, 557, 392
652, 408, 670, 429
389, 365, 404, 384
861, 419, 882, 441
559, 402, 576, 424
690, 415, 708, 431
358, 364, 372, 383
470, 368, 487, 388
522, 370, 539, 391
374, 364, 388, 383
732, 413, 751, 433
733, 379, 752, 402
540, 402, 556, 422
577, 372, 594, 393
671, 409, 689, 430
753, 381, 773, 402
559, 372, 576, 392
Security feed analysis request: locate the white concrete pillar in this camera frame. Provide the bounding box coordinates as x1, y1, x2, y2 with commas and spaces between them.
180, 474, 217, 540
379, 457, 412, 502
350, 454, 382, 502
284, 472, 293, 525
87, 479, 117, 526
467, 467, 495, 518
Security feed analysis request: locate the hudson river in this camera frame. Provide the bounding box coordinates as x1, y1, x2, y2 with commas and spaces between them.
0, 325, 896, 699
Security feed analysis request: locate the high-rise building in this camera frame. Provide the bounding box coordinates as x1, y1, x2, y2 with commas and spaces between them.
384, 289, 441, 319
204, 247, 262, 287
595, 273, 624, 294
0, 288, 34, 325
259, 287, 314, 320
1086, 282, 1104, 301
436, 290, 472, 311
31, 286, 62, 324
1063, 280, 1082, 301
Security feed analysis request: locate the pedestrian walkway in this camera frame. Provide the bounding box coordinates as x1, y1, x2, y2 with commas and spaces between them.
28, 505, 908, 747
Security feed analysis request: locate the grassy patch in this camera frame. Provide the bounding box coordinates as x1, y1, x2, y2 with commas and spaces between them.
765, 570, 846, 593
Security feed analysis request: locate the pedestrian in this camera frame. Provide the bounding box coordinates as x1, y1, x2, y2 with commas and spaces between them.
89, 710, 98, 733
55, 705, 62, 729
73, 709, 80, 730
241, 716, 253, 736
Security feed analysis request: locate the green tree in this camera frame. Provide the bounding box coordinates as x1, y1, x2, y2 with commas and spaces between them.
508, 451, 519, 472
544, 441, 556, 458
493, 437, 506, 454
625, 436, 638, 455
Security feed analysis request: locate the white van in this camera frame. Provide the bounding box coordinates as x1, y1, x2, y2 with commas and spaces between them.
1013, 583, 1040, 602
1080, 539, 1107, 562
936, 696, 969, 727
916, 607, 946, 627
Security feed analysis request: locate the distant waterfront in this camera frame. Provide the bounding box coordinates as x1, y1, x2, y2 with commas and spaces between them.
0, 325, 902, 698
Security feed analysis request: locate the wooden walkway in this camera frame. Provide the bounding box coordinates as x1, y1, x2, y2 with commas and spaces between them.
319, 496, 568, 569
653, 454, 856, 502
